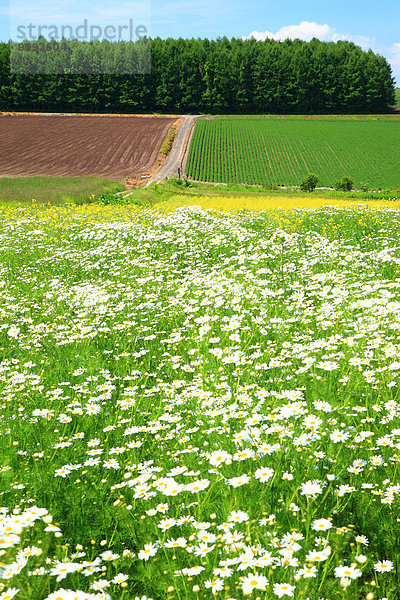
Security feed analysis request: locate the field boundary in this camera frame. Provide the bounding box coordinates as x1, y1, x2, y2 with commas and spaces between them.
2, 112, 399, 120
0, 111, 179, 118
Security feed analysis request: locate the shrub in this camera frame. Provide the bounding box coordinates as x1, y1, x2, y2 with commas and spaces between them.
160, 125, 176, 156
300, 173, 319, 192
335, 176, 353, 192
170, 176, 192, 188
98, 192, 133, 205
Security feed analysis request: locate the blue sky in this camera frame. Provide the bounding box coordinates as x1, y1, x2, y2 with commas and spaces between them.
1, 0, 399, 83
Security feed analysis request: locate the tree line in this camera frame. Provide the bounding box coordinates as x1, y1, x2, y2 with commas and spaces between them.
0, 37, 395, 113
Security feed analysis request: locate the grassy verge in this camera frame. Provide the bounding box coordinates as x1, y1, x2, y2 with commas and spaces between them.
160, 123, 177, 156
179, 180, 400, 200
98, 179, 400, 210
2, 176, 399, 210
216, 114, 400, 120
0, 175, 125, 204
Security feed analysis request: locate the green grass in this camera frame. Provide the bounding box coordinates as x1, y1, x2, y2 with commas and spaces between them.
186, 117, 400, 189
2, 174, 399, 212
0, 175, 125, 204
174, 179, 400, 201
1, 199, 400, 599
106, 179, 400, 209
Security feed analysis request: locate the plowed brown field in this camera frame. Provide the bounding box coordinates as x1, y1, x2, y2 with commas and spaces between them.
0, 115, 177, 179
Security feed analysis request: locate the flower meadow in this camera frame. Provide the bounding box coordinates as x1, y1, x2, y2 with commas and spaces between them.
1, 200, 400, 600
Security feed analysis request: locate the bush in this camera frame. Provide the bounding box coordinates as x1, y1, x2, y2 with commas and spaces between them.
98, 192, 133, 205
335, 176, 353, 191
160, 126, 176, 156
300, 173, 319, 192
168, 176, 192, 188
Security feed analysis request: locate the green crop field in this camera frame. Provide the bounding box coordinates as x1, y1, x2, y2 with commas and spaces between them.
186, 117, 400, 189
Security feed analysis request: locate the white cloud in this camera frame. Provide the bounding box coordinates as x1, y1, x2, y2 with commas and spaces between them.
245, 21, 376, 50
246, 21, 333, 43
245, 21, 399, 85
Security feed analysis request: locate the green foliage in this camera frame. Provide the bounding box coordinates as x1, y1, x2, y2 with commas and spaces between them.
170, 176, 193, 188
185, 117, 400, 189
98, 191, 129, 205
300, 173, 319, 192
97, 178, 194, 206
395, 88, 400, 108
0, 37, 395, 114
334, 175, 353, 191
159, 125, 176, 156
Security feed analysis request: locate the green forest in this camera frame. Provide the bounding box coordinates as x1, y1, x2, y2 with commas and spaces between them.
0, 37, 396, 113
395, 88, 400, 108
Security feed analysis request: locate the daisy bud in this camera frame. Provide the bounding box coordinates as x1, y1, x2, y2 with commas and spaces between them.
356, 554, 367, 564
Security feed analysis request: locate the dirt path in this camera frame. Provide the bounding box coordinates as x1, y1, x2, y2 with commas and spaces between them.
145, 115, 199, 186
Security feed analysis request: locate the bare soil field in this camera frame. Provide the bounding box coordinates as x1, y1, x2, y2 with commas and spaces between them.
0, 114, 178, 179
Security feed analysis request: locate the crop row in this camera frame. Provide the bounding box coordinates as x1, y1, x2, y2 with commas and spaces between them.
185, 118, 400, 189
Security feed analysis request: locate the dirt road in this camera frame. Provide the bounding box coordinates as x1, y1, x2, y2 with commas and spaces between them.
146, 116, 198, 186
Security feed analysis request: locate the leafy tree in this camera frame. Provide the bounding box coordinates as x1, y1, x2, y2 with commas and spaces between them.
335, 176, 353, 191
300, 173, 319, 192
